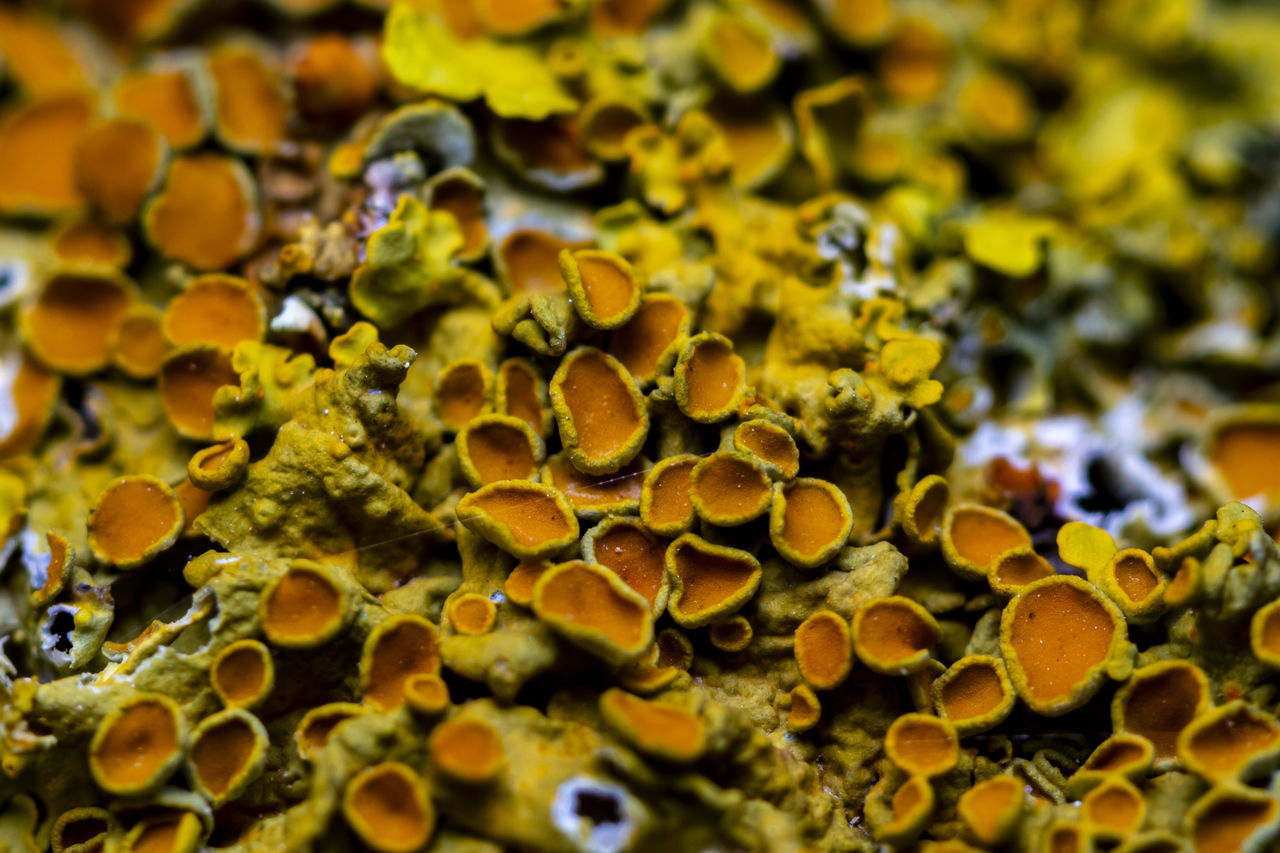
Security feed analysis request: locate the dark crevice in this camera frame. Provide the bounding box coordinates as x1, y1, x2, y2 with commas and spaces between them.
575, 790, 624, 827
49, 610, 75, 654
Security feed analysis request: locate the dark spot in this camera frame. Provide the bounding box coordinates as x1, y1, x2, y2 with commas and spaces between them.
575, 790, 623, 827
49, 609, 75, 653
1077, 453, 1141, 515
60, 817, 109, 846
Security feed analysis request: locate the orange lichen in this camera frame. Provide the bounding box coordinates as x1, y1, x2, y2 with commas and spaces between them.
885, 714, 959, 777
550, 347, 648, 474
546, 454, 647, 521
708, 614, 753, 652
561, 250, 640, 329
261, 561, 349, 648
290, 35, 376, 127
1178, 700, 1280, 783
770, 477, 852, 568
111, 305, 171, 380
640, 454, 698, 536
932, 655, 1014, 735
822, 0, 890, 44
851, 596, 941, 675
457, 414, 543, 488
89, 694, 184, 796
0, 10, 88, 96
580, 97, 647, 162
456, 480, 579, 559
656, 628, 694, 670
295, 702, 368, 761
1000, 575, 1127, 716
1082, 777, 1145, 838
608, 293, 690, 385
590, 0, 668, 34
496, 357, 549, 437
674, 333, 747, 423
188, 437, 250, 491
143, 154, 259, 271
448, 593, 497, 635
1208, 416, 1280, 502
51, 808, 115, 853
65, 0, 193, 42
1068, 733, 1155, 797
957, 775, 1024, 846
503, 559, 549, 607
497, 116, 597, 187
1164, 555, 1200, 609
51, 218, 133, 269
343, 762, 436, 853
1188, 785, 1280, 853
210, 43, 287, 154
428, 717, 505, 783
734, 418, 799, 479
163, 274, 266, 351
0, 93, 94, 215
1251, 599, 1280, 668
435, 359, 493, 433
31, 532, 70, 608
690, 451, 772, 526
665, 533, 762, 628
788, 684, 822, 732
87, 475, 183, 569
617, 658, 681, 695
499, 229, 589, 296
474, 0, 566, 36
404, 673, 451, 716
24, 271, 135, 376
880, 775, 934, 845
964, 70, 1033, 140
600, 688, 705, 763
159, 345, 239, 440
1113, 660, 1210, 764
0, 355, 59, 460
532, 560, 653, 664
211, 639, 274, 709
190, 440, 237, 475
879, 18, 951, 104
101, 620, 165, 659
1043, 822, 1087, 853
794, 610, 852, 690
705, 96, 793, 188
173, 479, 212, 536
942, 504, 1032, 581
901, 471, 952, 545
74, 118, 165, 224
989, 546, 1054, 597
360, 614, 441, 711
793, 74, 870, 187
119, 810, 203, 853
428, 169, 487, 261
113, 68, 206, 149
585, 518, 668, 614
704, 13, 778, 93
187, 708, 267, 804
1100, 548, 1166, 621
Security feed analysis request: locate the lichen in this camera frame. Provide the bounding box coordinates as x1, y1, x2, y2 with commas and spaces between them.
2, 2, 1280, 852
